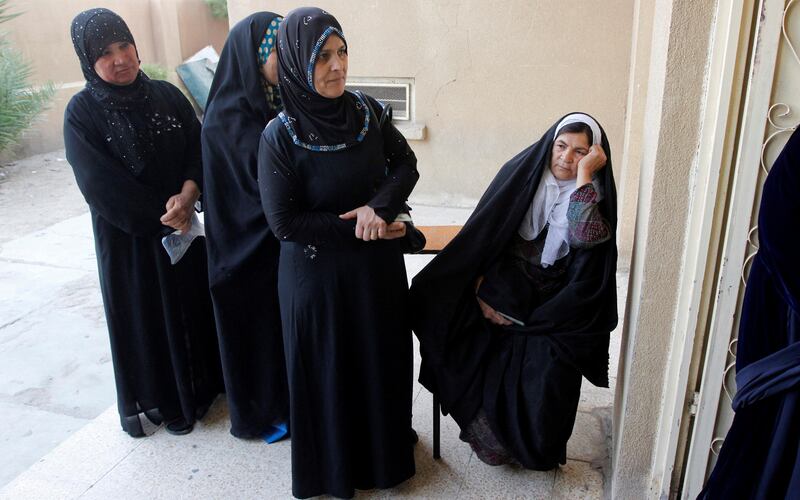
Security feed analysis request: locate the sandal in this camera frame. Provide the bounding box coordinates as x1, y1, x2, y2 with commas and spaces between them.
165, 418, 194, 436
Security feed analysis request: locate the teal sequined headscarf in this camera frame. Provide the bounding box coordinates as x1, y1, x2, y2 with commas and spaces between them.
258, 16, 283, 65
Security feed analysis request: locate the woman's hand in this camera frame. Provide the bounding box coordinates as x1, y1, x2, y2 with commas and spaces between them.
380, 221, 407, 240
161, 180, 200, 233
576, 144, 607, 187
476, 296, 513, 326
339, 205, 388, 241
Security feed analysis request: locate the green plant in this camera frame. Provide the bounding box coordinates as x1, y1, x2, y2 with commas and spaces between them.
141, 63, 169, 81
0, 0, 54, 154
203, 0, 228, 19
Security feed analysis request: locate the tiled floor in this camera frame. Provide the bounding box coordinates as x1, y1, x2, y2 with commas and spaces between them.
0, 201, 625, 499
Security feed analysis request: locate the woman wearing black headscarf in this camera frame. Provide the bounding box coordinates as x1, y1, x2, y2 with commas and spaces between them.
258, 7, 418, 498
698, 129, 800, 499
64, 8, 223, 437
411, 113, 617, 469
201, 12, 289, 441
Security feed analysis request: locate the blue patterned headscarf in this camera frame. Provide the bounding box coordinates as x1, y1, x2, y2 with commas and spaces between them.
258, 16, 282, 65
275, 7, 369, 151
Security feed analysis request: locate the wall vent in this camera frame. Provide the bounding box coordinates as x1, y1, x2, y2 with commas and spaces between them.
346, 79, 412, 121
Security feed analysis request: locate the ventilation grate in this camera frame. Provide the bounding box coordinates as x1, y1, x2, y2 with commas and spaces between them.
346, 82, 410, 120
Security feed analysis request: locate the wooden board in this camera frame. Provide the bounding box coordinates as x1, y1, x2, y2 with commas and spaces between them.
416, 225, 462, 253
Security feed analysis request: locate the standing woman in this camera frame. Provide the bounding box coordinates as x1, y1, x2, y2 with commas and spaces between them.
258, 7, 417, 498
64, 8, 223, 437
698, 128, 800, 499
201, 12, 289, 440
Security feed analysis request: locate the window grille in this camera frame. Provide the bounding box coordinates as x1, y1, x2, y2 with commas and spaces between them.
345, 81, 411, 121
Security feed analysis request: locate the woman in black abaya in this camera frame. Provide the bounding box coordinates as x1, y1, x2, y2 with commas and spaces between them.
411, 113, 617, 469
64, 8, 223, 437
258, 7, 418, 498
698, 128, 800, 499
201, 11, 290, 440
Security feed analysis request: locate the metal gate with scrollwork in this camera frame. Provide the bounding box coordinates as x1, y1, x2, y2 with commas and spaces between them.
678, 1, 800, 497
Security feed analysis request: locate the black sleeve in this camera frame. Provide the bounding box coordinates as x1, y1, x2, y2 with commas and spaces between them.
366, 101, 419, 222
63, 96, 169, 237
258, 131, 357, 246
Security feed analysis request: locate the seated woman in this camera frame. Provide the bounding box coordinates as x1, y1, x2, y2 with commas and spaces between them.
411, 113, 617, 469
64, 8, 223, 437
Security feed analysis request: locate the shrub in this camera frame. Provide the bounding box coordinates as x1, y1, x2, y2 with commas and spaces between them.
203, 0, 228, 19
0, 0, 55, 154
141, 63, 169, 81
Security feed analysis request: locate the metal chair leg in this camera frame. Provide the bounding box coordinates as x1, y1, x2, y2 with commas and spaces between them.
433, 393, 441, 459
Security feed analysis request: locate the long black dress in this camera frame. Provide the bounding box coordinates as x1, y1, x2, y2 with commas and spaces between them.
201, 12, 289, 439
699, 128, 800, 499
258, 93, 418, 498
64, 80, 223, 436
411, 113, 617, 469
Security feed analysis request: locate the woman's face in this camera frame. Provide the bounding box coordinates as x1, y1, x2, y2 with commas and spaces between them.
313, 34, 348, 98
93, 41, 139, 86
550, 131, 590, 181
261, 49, 279, 85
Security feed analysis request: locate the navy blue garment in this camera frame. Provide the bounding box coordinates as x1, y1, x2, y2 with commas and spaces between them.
258, 8, 418, 497
201, 12, 289, 439
410, 113, 617, 469
699, 129, 800, 499
65, 9, 223, 437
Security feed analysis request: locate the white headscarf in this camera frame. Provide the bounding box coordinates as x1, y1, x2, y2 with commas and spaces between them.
517, 113, 603, 267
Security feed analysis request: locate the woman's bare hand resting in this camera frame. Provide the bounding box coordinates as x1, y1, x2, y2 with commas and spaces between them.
161, 180, 200, 233
340, 205, 390, 241
474, 276, 513, 326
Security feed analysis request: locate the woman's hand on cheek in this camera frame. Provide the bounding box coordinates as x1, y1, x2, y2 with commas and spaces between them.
577, 145, 607, 185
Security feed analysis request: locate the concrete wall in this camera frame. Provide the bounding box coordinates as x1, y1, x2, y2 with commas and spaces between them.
612, 0, 718, 497
1, 0, 228, 159
230, 0, 635, 203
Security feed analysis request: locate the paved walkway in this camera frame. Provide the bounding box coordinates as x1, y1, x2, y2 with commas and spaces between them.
0, 154, 624, 498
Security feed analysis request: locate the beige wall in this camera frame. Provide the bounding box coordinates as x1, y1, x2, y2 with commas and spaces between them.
1, 0, 228, 159
612, 0, 718, 497
230, 0, 635, 203
176, 0, 229, 60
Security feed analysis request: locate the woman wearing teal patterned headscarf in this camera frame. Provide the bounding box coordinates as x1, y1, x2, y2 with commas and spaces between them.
200, 12, 290, 441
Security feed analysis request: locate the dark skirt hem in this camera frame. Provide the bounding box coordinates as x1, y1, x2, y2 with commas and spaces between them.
292, 466, 416, 499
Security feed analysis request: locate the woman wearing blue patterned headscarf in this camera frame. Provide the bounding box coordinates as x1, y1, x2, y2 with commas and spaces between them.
257, 7, 420, 498
200, 12, 291, 443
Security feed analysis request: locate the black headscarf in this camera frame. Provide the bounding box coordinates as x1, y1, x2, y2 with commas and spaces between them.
411, 112, 618, 387
201, 11, 284, 275
275, 7, 369, 151
70, 8, 148, 110
205, 12, 282, 128
70, 8, 154, 175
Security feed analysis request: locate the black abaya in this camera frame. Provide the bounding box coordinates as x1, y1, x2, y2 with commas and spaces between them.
410, 113, 617, 469
64, 80, 223, 436
258, 92, 418, 498
201, 12, 289, 438
699, 128, 800, 500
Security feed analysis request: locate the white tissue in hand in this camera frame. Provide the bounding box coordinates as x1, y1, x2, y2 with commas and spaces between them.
161, 214, 205, 264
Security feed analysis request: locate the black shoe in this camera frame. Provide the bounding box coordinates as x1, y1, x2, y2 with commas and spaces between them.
410, 428, 419, 444
165, 418, 194, 435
